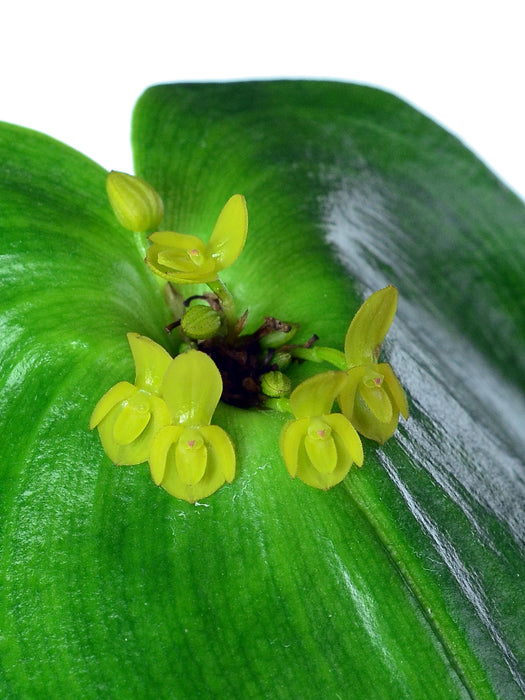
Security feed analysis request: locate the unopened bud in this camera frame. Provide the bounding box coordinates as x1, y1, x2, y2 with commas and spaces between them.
181, 305, 222, 340
106, 171, 164, 232
271, 351, 292, 370
259, 321, 299, 349
260, 371, 291, 398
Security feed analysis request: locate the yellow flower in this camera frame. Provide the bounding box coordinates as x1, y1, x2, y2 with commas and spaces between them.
149, 350, 235, 503
145, 194, 248, 285
89, 333, 172, 465
338, 286, 409, 443
279, 372, 363, 490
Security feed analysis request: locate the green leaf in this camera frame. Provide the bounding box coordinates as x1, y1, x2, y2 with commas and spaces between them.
1, 81, 524, 699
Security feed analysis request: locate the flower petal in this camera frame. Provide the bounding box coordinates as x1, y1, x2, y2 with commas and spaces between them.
162, 350, 222, 426
155, 238, 212, 275
379, 362, 409, 420
89, 381, 136, 429
199, 425, 236, 483
206, 194, 248, 270
344, 286, 398, 367
279, 417, 310, 478
323, 413, 364, 467
112, 389, 152, 445
289, 371, 348, 419
337, 365, 367, 422
149, 425, 184, 485
127, 332, 172, 395
148, 231, 207, 249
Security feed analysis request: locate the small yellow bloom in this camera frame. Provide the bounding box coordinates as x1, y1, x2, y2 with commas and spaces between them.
338, 286, 409, 443
145, 194, 248, 285
149, 350, 236, 502
279, 372, 363, 490
89, 333, 172, 465
106, 171, 164, 232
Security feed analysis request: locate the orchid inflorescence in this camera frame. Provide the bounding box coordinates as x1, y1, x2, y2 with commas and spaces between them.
90, 172, 408, 503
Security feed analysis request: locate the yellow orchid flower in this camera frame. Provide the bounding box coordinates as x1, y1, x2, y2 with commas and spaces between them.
145, 194, 248, 285
279, 372, 363, 490
149, 350, 236, 503
338, 286, 409, 443
89, 333, 172, 465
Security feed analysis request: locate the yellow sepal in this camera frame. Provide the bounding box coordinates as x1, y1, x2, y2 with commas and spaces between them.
127, 332, 172, 394
207, 194, 248, 269
289, 371, 348, 419
380, 362, 409, 420
89, 381, 136, 430
344, 286, 398, 367
162, 350, 223, 426
199, 424, 236, 484
279, 417, 310, 479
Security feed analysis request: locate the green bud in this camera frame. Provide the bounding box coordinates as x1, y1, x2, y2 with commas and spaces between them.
259, 321, 299, 349
271, 351, 292, 370
106, 171, 164, 232
260, 371, 292, 398
181, 305, 222, 340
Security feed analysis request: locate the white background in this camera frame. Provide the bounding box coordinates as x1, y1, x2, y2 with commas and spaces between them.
2, 1, 524, 201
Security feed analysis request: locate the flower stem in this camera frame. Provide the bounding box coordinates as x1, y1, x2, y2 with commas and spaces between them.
207, 278, 238, 327
264, 397, 292, 413
290, 346, 347, 370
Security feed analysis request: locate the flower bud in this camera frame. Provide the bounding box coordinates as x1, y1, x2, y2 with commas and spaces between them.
181, 305, 222, 340
106, 171, 164, 232
259, 322, 299, 349
260, 370, 291, 398
271, 351, 292, 370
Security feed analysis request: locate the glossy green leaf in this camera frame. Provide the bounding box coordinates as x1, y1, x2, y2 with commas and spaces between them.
1, 81, 524, 699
